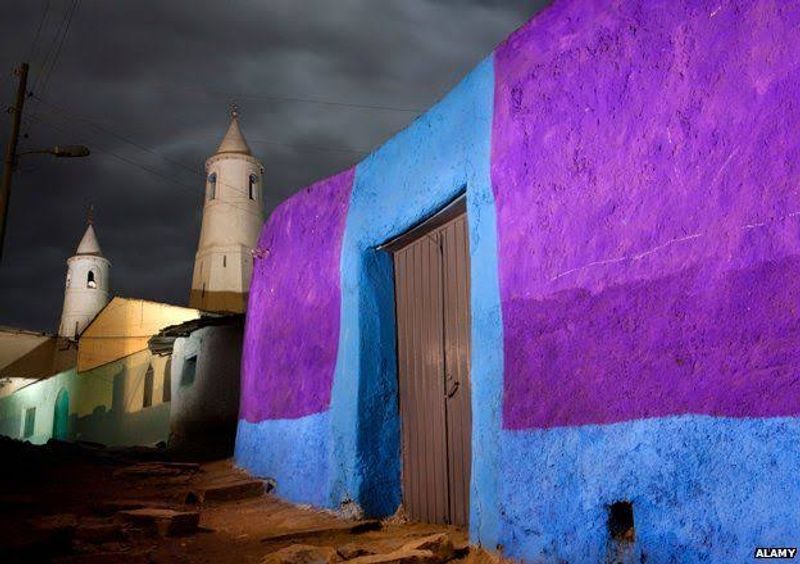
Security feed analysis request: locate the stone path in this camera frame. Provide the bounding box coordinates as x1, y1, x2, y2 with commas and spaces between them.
0, 438, 500, 563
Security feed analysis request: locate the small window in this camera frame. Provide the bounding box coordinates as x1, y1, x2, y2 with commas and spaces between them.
208, 173, 217, 200
87, 271, 96, 289
608, 501, 635, 543
143, 365, 154, 408
180, 356, 197, 387
23, 407, 36, 438
163, 358, 172, 402
248, 174, 257, 200
74, 321, 79, 339
223, 255, 227, 268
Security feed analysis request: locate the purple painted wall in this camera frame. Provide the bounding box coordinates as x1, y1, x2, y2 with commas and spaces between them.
240, 169, 354, 422
493, 0, 800, 429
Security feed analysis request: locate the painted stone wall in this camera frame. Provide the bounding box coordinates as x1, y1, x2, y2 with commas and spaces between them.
236, 0, 800, 560
236, 169, 355, 506
236, 60, 499, 516
169, 322, 243, 457
491, 0, 800, 560
0, 350, 170, 447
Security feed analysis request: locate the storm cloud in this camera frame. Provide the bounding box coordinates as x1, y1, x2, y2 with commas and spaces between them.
0, 0, 546, 331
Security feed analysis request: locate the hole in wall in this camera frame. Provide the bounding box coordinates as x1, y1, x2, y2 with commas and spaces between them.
608, 501, 635, 542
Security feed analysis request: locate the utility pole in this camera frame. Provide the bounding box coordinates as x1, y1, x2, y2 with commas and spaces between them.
0, 62, 29, 264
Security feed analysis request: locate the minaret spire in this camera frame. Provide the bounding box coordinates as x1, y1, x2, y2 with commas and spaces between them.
215, 105, 251, 155
58, 212, 111, 338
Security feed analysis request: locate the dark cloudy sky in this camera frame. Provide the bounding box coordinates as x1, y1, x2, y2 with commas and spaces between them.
0, 0, 546, 332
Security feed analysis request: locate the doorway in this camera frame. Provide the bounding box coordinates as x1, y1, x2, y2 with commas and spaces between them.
387, 196, 472, 526
53, 388, 70, 440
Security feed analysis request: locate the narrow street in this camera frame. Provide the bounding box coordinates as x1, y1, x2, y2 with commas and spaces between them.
0, 438, 490, 563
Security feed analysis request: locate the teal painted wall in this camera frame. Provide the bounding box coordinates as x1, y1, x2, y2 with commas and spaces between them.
0, 352, 170, 447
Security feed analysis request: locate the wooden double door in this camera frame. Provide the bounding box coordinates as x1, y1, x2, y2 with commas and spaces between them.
390, 201, 472, 527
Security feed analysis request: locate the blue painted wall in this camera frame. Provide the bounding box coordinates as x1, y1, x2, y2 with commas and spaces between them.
236, 57, 502, 521
236, 2, 800, 558
236, 412, 332, 507
499, 416, 800, 562
329, 55, 500, 519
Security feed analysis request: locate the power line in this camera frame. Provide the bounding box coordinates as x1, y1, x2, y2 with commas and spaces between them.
26, 0, 52, 66
29, 96, 367, 213
31, 108, 262, 209
28, 112, 271, 217
160, 82, 424, 114
34, 96, 369, 157
25, 0, 80, 139
33, 0, 79, 104
32, 95, 203, 176
248, 138, 368, 155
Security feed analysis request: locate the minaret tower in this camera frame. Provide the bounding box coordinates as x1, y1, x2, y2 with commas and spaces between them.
58, 207, 111, 338
189, 107, 264, 313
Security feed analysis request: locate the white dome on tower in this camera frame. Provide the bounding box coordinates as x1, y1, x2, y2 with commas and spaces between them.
58, 210, 111, 338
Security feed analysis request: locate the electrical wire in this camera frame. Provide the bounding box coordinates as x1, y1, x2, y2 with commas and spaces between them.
27, 111, 275, 217
26, 0, 52, 66
28, 98, 366, 213
33, 95, 369, 158
25, 0, 79, 138
158, 82, 424, 114
33, 0, 79, 102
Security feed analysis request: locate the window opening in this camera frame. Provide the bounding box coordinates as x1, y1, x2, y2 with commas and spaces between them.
181, 356, 197, 387
143, 365, 154, 408
208, 173, 217, 200
163, 359, 172, 402
23, 407, 36, 438
608, 501, 635, 542
248, 174, 257, 200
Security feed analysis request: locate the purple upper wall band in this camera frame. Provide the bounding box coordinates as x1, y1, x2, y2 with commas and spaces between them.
240, 168, 354, 422
492, 0, 800, 429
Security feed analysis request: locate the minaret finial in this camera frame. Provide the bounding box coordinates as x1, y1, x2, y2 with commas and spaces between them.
87, 204, 94, 225
230, 103, 239, 119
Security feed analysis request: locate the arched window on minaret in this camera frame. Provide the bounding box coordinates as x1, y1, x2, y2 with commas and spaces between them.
87, 271, 96, 289
248, 174, 257, 200
208, 173, 217, 200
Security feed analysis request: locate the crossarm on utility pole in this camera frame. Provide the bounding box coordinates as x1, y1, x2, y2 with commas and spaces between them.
0, 62, 29, 264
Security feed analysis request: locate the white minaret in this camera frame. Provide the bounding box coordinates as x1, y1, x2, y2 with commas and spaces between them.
189, 107, 264, 313
58, 208, 111, 338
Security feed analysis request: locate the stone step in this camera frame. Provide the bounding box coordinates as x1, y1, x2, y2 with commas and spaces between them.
91, 498, 172, 516
112, 462, 201, 478
197, 479, 265, 503
346, 549, 436, 564
116, 508, 200, 537
260, 520, 382, 544
262, 544, 339, 564
75, 521, 124, 544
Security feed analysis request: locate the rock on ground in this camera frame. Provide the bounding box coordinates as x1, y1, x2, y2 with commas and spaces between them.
262, 543, 339, 564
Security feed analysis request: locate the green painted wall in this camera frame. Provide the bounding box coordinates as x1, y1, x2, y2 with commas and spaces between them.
0, 349, 170, 447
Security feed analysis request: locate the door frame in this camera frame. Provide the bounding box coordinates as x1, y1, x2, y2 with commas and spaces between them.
379, 195, 467, 254
381, 193, 472, 526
